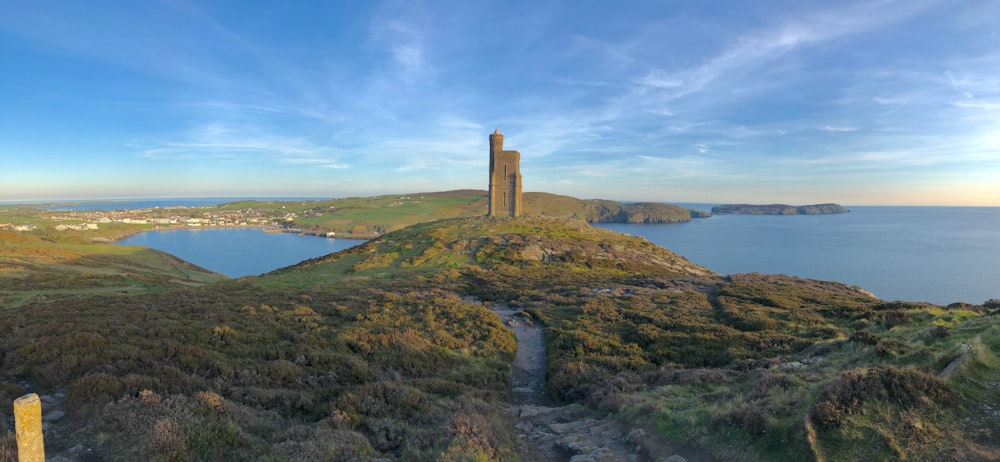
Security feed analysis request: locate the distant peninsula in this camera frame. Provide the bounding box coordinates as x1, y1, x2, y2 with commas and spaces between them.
711, 203, 847, 215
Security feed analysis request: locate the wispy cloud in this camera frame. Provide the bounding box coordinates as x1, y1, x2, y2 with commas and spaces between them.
952, 101, 1000, 110
635, 1, 936, 101
138, 123, 349, 169
368, 5, 437, 85
822, 125, 859, 132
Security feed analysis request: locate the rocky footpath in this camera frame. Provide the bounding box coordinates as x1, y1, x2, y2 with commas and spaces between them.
491, 302, 696, 462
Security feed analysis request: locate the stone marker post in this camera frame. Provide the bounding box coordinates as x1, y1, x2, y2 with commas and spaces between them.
13, 393, 45, 462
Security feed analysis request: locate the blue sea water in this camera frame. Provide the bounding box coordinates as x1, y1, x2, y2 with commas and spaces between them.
595, 206, 1000, 306
116, 228, 363, 278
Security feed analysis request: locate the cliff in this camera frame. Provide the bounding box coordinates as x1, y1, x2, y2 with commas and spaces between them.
711, 203, 847, 215
522, 192, 704, 223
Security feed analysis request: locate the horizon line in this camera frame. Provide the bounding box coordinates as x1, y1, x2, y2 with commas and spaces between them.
2, 192, 998, 208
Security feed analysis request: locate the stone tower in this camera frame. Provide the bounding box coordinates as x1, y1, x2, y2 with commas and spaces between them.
488, 128, 522, 217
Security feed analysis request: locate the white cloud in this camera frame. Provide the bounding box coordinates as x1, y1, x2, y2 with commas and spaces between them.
369, 9, 436, 85
137, 122, 348, 169
953, 100, 1000, 110
635, 1, 936, 101
821, 125, 859, 132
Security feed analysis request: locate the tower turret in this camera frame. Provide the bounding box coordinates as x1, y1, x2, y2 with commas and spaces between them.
489, 128, 504, 155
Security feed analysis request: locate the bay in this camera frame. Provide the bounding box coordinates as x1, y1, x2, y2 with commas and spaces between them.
116, 228, 364, 278
113, 206, 1000, 305
595, 206, 1000, 306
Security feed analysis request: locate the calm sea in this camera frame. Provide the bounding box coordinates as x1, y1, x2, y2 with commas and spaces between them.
596, 206, 1000, 306
116, 228, 362, 278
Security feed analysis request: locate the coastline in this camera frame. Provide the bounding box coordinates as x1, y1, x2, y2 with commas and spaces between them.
99, 225, 373, 243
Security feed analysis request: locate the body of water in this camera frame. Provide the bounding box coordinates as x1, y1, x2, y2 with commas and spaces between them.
116, 228, 363, 278
595, 206, 1000, 305
115, 206, 999, 305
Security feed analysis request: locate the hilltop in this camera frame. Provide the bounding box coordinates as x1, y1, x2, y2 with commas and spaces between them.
269, 216, 714, 284
1, 216, 999, 461
278, 190, 706, 238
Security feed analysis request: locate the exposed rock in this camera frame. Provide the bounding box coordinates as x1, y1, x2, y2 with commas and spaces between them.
43, 409, 65, 423
778, 361, 807, 370
625, 428, 646, 446
939, 344, 974, 379
570, 447, 617, 462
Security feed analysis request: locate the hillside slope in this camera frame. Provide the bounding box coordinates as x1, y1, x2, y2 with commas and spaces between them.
268, 216, 714, 285
2, 217, 998, 461
0, 230, 225, 307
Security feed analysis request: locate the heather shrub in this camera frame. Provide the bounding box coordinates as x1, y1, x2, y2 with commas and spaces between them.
0, 383, 24, 419
749, 371, 799, 400
0, 434, 14, 462
849, 330, 880, 346
441, 412, 520, 462
927, 325, 950, 339
713, 405, 769, 437
811, 367, 954, 427
67, 373, 161, 413
270, 426, 374, 461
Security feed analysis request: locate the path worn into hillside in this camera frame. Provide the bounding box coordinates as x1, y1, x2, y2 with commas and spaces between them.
491, 304, 549, 406
489, 302, 687, 462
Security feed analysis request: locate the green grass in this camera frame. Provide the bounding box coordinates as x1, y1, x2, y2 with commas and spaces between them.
0, 230, 225, 307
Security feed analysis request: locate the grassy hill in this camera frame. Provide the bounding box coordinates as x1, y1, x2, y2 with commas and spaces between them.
0, 230, 224, 307
228, 190, 703, 237
1, 216, 998, 461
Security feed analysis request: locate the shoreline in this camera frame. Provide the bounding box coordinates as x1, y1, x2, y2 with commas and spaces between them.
98, 225, 373, 243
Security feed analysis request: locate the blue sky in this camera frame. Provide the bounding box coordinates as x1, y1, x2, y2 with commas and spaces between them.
1, 1, 998, 205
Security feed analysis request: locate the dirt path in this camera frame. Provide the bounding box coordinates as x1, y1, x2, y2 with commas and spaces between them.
488, 302, 665, 462
491, 304, 549, 406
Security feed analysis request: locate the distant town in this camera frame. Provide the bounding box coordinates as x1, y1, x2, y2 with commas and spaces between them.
1, 205, 310, 235
0, 194, 450, 240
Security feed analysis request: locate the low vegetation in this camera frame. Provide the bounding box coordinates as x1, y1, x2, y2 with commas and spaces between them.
1, 215, 998, 461
0, 284, 522, 460
0, 230, 224, 307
